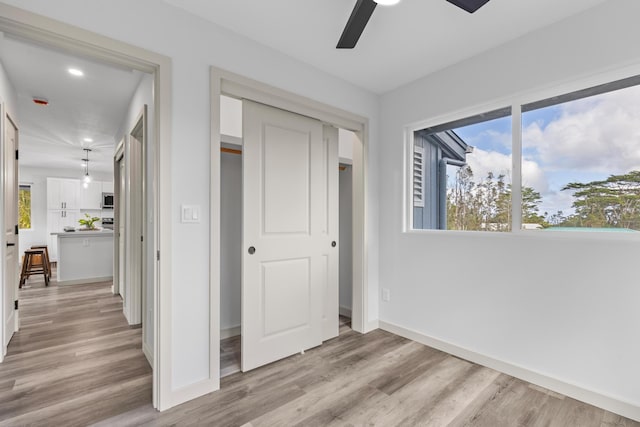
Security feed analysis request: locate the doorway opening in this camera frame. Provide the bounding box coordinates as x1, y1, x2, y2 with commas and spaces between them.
0, 6, 171, 409
218, 95, 355, 378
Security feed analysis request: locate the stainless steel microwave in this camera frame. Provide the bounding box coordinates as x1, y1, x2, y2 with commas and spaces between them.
102, 192, 114, 209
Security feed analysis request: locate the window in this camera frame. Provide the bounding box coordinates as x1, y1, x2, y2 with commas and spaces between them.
522, 75, 640, 232
19, 184, 31, 229
411, 108, 512, 231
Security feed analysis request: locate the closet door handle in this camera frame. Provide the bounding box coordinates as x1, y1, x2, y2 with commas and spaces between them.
331, 241, 337, 247
248, 246, 256, 255
6, 243, 15, 247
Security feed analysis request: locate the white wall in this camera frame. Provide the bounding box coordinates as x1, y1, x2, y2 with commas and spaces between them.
18, 166, 113, 260
379, 0, 640, 417
0, 57, 17, 119
2, 0, 380, 391
339, 166, 352, 314
220, 152, 241, 332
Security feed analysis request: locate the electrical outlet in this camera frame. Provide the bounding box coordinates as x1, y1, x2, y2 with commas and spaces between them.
382, 288, 391, 302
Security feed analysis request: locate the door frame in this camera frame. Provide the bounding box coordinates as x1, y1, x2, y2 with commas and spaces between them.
0, 4, 173, 410
1, 110, 18, 360
210, 66, 372, 390
113, 139, 125, 297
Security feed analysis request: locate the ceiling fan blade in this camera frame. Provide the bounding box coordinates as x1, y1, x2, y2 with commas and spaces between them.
446, 0, 490, 13
337, 0, 377, 49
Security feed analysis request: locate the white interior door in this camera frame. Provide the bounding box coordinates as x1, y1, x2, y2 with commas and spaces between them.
242, 101, 338, 372
4, 115, 18, 350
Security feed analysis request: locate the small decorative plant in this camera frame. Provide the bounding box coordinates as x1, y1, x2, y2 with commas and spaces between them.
78, 213, 101, 230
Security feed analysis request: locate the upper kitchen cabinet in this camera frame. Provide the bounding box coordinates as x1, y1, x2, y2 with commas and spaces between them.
80, 181, 102, 210
102, 181, 114, 193
47, 178, 80, 210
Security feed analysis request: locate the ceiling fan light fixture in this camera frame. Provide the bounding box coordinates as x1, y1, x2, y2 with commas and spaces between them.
373, 0, 400, 5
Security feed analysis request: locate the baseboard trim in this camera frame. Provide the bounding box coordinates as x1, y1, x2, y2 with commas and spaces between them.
57, 276, 113, 286
339, 306, 352, 318
379, 320, 640, 422
166, 378, 218, 411
364, 319, 379, 334
221, 325, 240, 339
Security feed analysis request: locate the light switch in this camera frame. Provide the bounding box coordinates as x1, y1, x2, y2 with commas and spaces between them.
181, 204, 200, 223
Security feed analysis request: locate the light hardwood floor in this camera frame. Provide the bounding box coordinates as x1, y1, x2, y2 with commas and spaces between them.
0, 274, 152, 426
3, 278, 637, 426
99, 320, 637, 426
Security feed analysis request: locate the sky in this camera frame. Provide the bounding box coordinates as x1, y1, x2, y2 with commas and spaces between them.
448, 83, 640, 218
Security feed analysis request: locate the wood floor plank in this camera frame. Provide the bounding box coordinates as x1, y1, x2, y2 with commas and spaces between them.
0, 277, 152, 426
4, 277, 639, 426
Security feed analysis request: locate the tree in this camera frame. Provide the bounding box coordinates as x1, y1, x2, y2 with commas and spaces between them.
560, 170, 640, 230
446, 165, 546, 231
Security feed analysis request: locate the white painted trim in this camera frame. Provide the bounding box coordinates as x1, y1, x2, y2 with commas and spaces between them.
221, 326, 240, 340
143, 341, 153, 367
210, 67, 370, 388
339, 306, 352, 318
57, 277, 113, 286
0, 3, 172, 411
379, 320, 640, 422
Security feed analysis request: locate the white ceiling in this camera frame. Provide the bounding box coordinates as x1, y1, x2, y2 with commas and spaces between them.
164, 0, 608, 94
0, 36, 144, 174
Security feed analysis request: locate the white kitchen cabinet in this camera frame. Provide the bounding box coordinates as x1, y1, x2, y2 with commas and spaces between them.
102, 181, 114, 193
79, 181, 102, 210
47, 178, 80, 210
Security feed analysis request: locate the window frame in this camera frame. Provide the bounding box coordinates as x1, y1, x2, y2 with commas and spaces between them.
404, 67, 640, 239
404, 103, 518, 233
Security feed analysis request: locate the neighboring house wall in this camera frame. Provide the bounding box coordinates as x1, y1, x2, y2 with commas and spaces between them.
379, 0, 640, 415
4, 0, 379, 390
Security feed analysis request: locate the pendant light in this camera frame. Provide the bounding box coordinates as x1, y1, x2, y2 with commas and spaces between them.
82, 148, 92, 188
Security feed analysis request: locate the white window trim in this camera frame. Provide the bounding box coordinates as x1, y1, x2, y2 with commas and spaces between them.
404, 61, 640, 239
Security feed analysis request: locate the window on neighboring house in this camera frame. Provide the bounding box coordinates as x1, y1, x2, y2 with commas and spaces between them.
522, 75, 640, 232
19, 184, 31, 230
412, 107, 512, 231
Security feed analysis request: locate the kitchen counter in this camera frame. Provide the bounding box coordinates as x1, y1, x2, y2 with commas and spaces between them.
51, 230, 114, 238
51, 230, 113, 285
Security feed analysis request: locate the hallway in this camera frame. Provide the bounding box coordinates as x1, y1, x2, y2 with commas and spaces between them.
0, 279, 151, 425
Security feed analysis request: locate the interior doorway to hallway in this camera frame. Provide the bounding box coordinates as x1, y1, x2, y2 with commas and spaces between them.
0, 7, 171, 407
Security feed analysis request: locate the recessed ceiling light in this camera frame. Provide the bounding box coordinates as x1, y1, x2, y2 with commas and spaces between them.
83, 138, 93, 143
374, 0, 400, 5
68, 68, 84, 77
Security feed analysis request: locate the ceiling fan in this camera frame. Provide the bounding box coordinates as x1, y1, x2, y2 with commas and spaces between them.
337, 0, 491, 49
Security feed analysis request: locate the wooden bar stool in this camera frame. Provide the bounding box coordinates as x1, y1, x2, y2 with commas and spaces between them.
31, 245, 51, 280
19, 249, 50, 288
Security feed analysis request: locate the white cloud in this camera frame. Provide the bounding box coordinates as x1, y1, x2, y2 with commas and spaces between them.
523, 84, 640, 174
465, 148, 548, 193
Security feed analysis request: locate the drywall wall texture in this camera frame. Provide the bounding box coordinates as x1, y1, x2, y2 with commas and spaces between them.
0, 59, 17, 119
2, 0, 380, 391
339, 166, 353, 313
220, 152, 241, 332
379, 0, 640, 416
